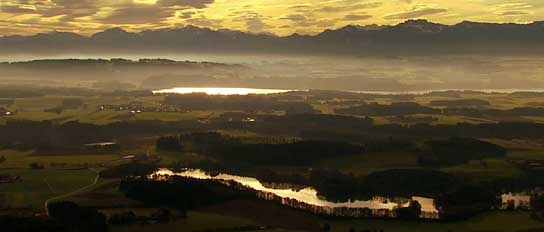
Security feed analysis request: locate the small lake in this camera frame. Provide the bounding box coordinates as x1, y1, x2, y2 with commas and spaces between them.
150, 168, 439, 219
152, 87, 297, 95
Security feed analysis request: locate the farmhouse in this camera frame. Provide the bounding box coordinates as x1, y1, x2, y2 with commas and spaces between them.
501, 192, 532, 209
0, 107, 12, 116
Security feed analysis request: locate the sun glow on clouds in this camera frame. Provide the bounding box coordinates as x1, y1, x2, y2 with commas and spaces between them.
0, 0, 543, 36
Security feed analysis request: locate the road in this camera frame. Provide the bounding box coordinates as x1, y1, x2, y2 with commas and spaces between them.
44, 168, 100, 216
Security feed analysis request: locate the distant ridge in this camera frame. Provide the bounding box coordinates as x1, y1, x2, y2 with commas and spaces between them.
1, 19, 543, 55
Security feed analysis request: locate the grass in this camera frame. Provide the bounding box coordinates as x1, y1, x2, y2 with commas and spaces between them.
131, 111, 217, 121
73, 110, 129, 125
110, 211, 257, 232
413, 92, 544, 110
82, 96, 164, 107
315, 152, 419, 176
524, 116, 544, 123
487, 138, 544, 150
155, 151, 211, 166
202, 199, 323, 231
507, 150, 544, 160
65, 180, 143, 209
216, 129, 260, 138
99, 207, 176, 218
341, 112, 497, 126
9, 109, 226, 125
331, 211, 544, 232
9, 93, 543, 128
13, 96, 63, 110
0, 168, 97, 209
0, 149, 124, 210
370, 116, 392, 125
312, 103, 337, 114
0, 150, 123, 169
441, 158, 523, 180
434, 115, 497, 125
12, 111, 73, 121
8, 94, 221, 124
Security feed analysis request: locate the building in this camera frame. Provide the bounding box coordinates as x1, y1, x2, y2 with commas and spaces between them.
501, 192, 532, 210
0, 107, 12, 116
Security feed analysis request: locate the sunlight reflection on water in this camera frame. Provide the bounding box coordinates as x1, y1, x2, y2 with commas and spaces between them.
152, 87, 298, 95
151, 168, 439, 214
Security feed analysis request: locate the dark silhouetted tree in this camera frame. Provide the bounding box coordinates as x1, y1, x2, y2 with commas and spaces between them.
396, 200, 421, 220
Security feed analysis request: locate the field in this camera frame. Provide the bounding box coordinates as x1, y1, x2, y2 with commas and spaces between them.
0, 168, 97, 210
5, 94, 266, 125
2, 89, 544, 231
110, 211, 257, 232
412, 92, 544, 110
4, 90, 544, 126
507, 150, 544, 161
63, 180, 143, 209
200, 199, 322, 231
26, 174, 544, 232
0, 150, 125, 210
315, 152, 420, 175
154, 151, 211, 166
331, 211, 544, 232
441, 158, 523, 180
99, 207, 260, 232
0, 150, 123, 168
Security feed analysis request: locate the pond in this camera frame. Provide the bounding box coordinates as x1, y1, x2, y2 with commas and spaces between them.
150, 168, 440, 219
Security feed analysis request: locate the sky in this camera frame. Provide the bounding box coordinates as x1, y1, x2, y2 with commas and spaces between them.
0, 0, 542, 36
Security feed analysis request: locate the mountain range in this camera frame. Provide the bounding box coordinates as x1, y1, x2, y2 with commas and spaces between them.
1, 19, 544, 56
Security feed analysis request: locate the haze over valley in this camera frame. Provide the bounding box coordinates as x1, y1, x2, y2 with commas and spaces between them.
2, 54, 544, 92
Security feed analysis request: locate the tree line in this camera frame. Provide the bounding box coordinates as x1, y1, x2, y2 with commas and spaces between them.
335, 101, 544, 117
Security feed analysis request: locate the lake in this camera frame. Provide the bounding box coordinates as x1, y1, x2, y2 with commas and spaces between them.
150, 168, 440, 219
152, 87, 297, 95
152, 87, 544, 96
